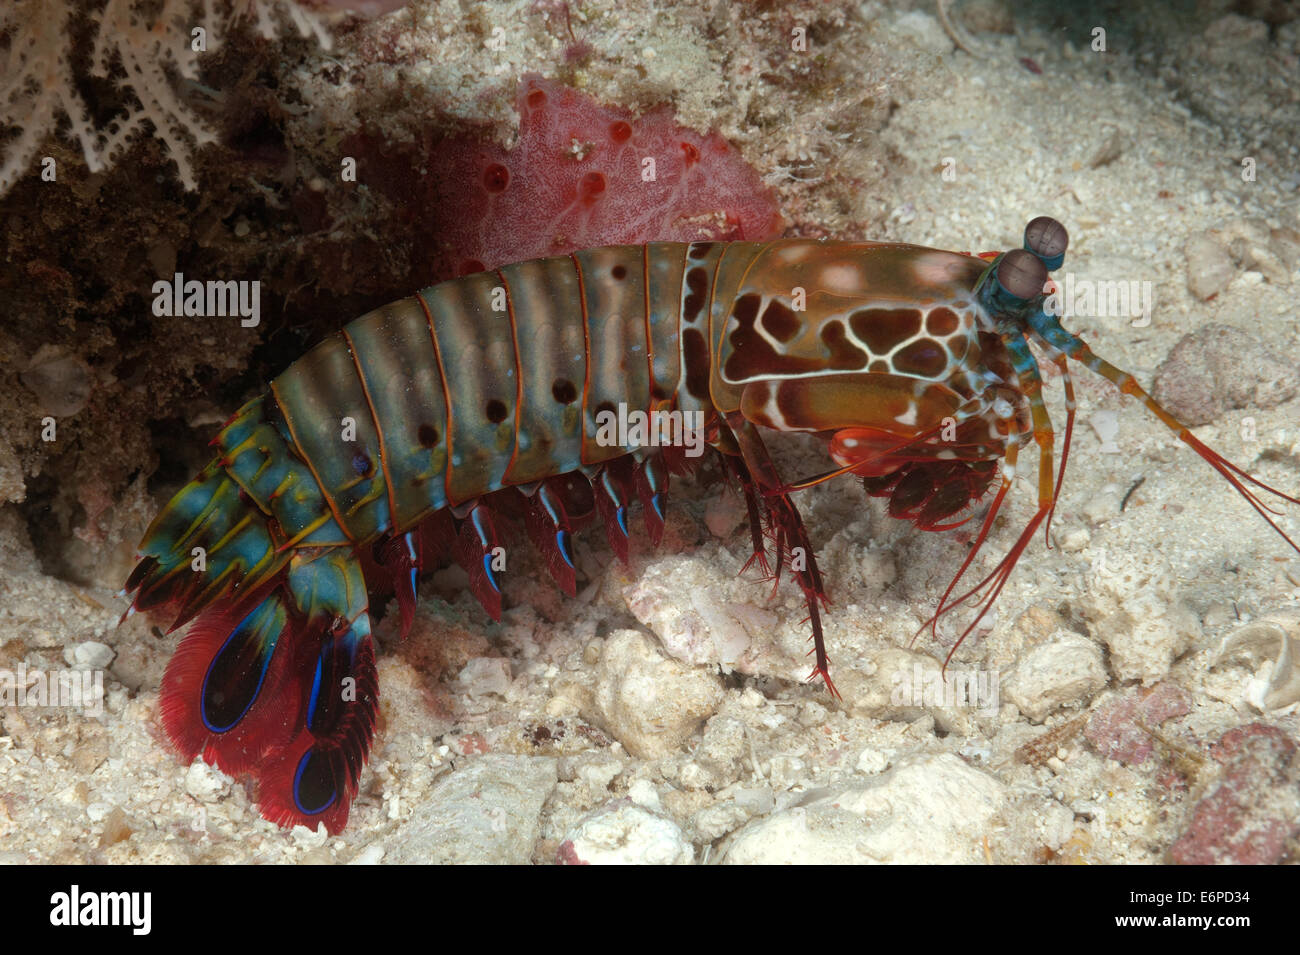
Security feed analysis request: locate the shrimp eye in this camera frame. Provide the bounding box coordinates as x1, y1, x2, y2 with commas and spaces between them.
996, 248, 1048, 302
1024, 216, 1068, 270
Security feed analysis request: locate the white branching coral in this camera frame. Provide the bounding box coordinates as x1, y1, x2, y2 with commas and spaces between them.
234, 0, 336, 49
2, 0, 100, 194
90, 0, 223, 191
0, 0, 335, 197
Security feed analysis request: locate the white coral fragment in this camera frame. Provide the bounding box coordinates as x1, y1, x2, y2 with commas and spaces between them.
1212, 610, 1300, 711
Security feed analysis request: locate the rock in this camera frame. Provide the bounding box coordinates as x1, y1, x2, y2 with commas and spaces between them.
692, 800, 756, 842
1084, 683, 1191, 765
385, 754, 557, 864
624, 553, 774, 676
1184, 232, 1237, 301
1003, 631, 1107, 722
455, 657, 512, 698
184, 760, 231, 803
573, 756, 623, 793
1152, 324, 1296, 426
19, 346, 92, 418
348, 844, 385, 864
1085, 591, 1200, 682
692, 715, 746, 788
721, 754, 1005, 864
558, 802, 694, 865
66, 641, 115, 670
1170, 723, 1300, 865
856, 747, 890, 775
585, 629, 724, 760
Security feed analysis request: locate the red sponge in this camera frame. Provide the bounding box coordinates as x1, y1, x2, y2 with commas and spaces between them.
423, 74, 784, 278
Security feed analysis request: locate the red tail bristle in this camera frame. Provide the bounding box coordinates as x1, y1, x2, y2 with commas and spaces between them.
256, 632, 377, 834
257, 742, 354, 834
159, 584, 299, 778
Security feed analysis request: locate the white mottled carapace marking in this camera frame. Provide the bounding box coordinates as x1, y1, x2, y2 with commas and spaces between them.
910, 252, 975, 285
774, 244, 815, 264
818, 264, 867, 292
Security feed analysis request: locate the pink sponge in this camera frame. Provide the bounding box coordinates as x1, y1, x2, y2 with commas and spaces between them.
422, 74, 784, 278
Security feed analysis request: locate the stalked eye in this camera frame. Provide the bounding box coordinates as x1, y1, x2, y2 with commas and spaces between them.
1023, 216, 1069, 270
996, 248, 1048, 302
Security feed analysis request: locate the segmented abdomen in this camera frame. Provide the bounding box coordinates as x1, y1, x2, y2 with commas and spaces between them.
227, 242, 717, 545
